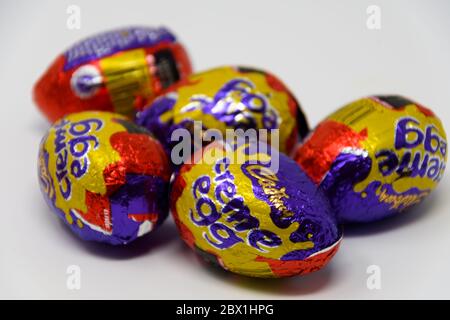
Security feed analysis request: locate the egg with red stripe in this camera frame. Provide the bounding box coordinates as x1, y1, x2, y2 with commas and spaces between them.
294, 96, 447, 223
170, 138, 342, 277
38, 111, 171, 245
34, 26, 192, 122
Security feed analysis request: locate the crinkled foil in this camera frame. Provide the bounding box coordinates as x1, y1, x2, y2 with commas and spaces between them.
34, 26, 192, 122
136, 66, 309, 162
38, 111, 171, 245
170, 139, 341, 278
295, 95, 447, 223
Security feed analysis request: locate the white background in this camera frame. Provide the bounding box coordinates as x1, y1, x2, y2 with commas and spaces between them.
1, 0, 449, 299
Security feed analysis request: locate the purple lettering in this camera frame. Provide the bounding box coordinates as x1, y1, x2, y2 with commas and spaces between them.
248, 229, 282, 251
375, 150, 398, 176
395, 117, 424, 149
204, 223, 243, 249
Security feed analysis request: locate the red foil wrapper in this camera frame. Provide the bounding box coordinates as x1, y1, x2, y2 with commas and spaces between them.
34, 26, 192, 122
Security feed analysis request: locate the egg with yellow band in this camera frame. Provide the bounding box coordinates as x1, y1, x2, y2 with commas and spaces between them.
136, 66, 309, 163
38, 111, 171, 245
294, 95, 447, 223
171, 139, 342, 278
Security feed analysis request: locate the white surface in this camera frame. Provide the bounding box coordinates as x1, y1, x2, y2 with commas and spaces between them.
0, 0, 449, 299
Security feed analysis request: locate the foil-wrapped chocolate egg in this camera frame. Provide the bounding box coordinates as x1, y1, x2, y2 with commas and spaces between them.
136, 66, 309, 161
34, 26, 192, 122
294, 95, 447, 223
38, 111, 171, 245
170, 139, 342, 277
